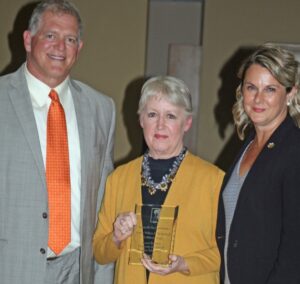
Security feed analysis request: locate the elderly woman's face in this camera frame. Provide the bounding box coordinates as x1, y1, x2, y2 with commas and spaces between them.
242, 64, 293, 130
140, 95, 192, 159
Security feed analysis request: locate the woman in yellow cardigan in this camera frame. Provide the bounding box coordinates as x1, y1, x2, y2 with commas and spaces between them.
93, 76, 224, 284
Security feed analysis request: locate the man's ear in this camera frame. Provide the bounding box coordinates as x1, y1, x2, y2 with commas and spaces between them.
139, 115, 144, 129
23, 30, 32, 52
76, 40, 83, 57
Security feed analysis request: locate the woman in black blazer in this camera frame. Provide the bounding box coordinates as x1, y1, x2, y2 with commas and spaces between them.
216, 43, 300, 284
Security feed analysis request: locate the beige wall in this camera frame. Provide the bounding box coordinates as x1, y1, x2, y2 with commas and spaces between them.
199, 0, 300, 170
2, 0, 300, 169
146, 1, 202, 75
0, 0, 148, 164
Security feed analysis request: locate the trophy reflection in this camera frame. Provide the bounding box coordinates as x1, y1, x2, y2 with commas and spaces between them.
129, 204, 179, 266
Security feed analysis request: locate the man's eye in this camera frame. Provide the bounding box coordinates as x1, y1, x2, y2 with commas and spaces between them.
66, 37, 78, 45
45, 33, 55, 40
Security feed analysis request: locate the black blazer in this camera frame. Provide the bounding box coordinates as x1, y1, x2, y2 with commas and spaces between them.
216, 115, 300, 284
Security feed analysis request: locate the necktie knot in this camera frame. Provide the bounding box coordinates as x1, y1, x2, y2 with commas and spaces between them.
49, 89, 60, 102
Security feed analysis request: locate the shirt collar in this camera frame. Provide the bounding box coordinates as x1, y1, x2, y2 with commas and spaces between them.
24, 63, 69, 108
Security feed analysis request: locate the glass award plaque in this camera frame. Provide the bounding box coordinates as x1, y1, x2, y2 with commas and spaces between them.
129, 204, 179, 266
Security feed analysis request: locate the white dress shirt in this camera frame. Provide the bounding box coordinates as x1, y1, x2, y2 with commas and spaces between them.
24, 64, 81, 257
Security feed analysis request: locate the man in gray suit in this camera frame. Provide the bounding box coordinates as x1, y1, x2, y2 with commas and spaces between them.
0, 0, 115, 283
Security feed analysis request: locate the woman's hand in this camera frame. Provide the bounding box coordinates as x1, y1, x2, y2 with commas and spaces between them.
112, 212, 136, 247
141, 254, 190, 275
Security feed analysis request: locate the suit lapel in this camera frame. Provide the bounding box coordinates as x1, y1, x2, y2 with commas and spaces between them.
70, 82, 90, 225
8, 66, 46, 190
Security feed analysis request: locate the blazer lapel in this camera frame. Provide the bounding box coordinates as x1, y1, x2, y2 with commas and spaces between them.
8, 66, 46, 190
221, 132, 255, 194
234, 116, 292, 211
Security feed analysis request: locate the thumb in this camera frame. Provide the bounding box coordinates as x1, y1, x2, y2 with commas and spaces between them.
169, 254, 178, 262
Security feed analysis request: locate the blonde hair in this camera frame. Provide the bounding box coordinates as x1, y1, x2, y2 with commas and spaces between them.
233, 43, 300, 140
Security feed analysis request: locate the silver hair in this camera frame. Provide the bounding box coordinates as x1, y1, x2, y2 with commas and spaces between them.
138, 76, 193, 116
28, 0, 83, 41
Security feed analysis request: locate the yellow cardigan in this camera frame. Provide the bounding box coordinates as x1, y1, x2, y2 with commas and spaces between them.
93, 152, 224, 284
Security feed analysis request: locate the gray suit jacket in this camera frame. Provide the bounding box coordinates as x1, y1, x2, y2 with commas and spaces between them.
0, 64, 115, 284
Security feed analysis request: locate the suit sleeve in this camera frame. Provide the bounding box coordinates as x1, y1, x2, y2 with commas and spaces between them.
93, 171, 125, 264
266, 147, 300, 283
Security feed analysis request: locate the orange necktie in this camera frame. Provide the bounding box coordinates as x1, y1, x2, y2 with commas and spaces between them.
46, 89, 71, 255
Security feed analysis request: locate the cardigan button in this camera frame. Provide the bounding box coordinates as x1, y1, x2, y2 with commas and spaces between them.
233, 240, 238, 248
